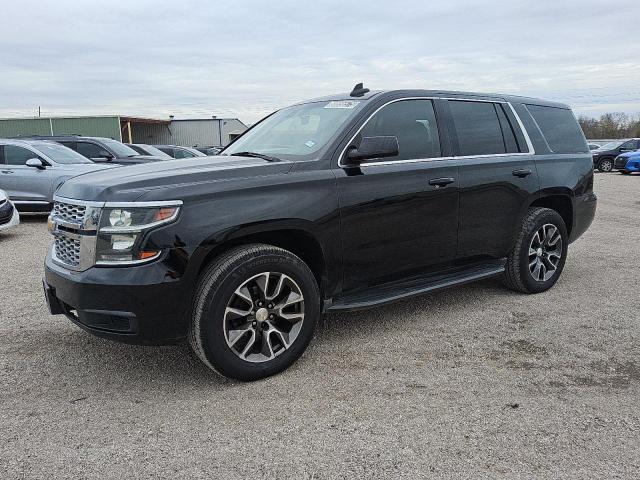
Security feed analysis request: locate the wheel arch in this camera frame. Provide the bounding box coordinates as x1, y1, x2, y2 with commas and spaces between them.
529, 193, 574, 237
194, 223, 330, 296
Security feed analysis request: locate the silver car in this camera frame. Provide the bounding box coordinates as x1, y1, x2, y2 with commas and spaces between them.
0, 139, 118, 212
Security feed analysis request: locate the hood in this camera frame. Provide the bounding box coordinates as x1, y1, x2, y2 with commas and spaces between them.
56, 155, 293, 202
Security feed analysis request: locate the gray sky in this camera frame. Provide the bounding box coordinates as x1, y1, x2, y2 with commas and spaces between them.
1, 0, 638, 123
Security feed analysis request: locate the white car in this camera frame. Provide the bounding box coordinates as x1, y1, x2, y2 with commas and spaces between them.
0, 189, 20, 232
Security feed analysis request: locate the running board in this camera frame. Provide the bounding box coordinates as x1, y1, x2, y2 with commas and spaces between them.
326, 259, 506, 312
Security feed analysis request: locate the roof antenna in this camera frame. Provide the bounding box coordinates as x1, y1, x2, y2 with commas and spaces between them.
350, 82, 370, 97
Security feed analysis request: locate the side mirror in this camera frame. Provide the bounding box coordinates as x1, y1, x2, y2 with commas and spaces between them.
26, 158, 46, 169
345, 136, 399, 164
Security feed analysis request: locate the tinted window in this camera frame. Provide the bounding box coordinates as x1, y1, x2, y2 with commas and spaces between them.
526, 105, 588, 154
620, 140, 637, 150
77, 142, 110, 159
31, 142, 92, 164
4, 145, 37, 165
449, 101, 506, 156
174, 148, 195, 159
359, 99, 441, 160
495, 104, 520, 153
157, 147, 175, 157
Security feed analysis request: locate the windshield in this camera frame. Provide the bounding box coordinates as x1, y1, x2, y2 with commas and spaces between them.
100, 138, 141, 158
222, 100, 364, 161
183, 147, 206, 157
137, 144, 173, 159
597, 141, 624, 150
31, 142, 92, 164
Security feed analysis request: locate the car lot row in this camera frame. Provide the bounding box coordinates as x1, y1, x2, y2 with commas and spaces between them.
0, 136, 223, 213
589, 137, 640, 172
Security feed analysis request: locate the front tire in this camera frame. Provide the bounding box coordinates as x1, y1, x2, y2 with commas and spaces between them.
598, 158, 613, 172
189, 244, 320, 381
503, 208, 568, 294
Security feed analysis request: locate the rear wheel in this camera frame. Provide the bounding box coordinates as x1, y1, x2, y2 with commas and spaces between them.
189, 244, 320, 381
598, 158, 613, 172
503, 207, 568, 294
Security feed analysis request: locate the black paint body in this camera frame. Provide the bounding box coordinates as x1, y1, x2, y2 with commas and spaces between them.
44, 90, 597, 344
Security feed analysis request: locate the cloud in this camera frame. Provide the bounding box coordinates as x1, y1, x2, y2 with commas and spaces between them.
0, 0, 638, 122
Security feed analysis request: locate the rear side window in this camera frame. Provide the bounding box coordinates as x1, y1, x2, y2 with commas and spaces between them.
359, 99, 441, 160
526, 105, 588, 154
449, 101, 511, 156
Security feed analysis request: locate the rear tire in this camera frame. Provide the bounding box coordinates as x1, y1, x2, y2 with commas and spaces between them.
503, 208, 568, 294
189, 244, 320, 381
597, 158, 613, 172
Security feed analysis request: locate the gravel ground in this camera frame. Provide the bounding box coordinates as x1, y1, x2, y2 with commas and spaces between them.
1, 173, 639, 479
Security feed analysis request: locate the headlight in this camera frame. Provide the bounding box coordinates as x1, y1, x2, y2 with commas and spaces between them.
95, 202, 181, 264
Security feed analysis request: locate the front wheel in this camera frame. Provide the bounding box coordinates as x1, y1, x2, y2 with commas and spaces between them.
188, 244, 320, 381
503, 207, 568, 294
598, 158, 613, 172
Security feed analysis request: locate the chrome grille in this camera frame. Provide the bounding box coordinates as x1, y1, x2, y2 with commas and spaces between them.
54, 234, 81, 267
53, 201, 86, 224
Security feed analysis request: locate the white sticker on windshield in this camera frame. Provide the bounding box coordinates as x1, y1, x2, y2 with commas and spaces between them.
305, 140, 315, 148
324, 100, 360, 109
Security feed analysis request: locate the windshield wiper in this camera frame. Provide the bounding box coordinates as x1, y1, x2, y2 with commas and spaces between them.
229, 151, 281, 162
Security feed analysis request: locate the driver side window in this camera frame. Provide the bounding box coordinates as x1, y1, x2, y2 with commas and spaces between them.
358, 100, 442, 161
4, 145, 37, 165
77, 142, 110, 159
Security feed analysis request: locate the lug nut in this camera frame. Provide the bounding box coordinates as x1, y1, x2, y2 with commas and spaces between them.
268, 303, 273, 309
252, 321, 257, 327
269, 314, 274, 319
258, 301, 263, 307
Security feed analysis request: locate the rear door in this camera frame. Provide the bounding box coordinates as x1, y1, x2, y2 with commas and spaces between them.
446, 99, 539, 259
0, 144, 57, 204
336, 98, 459, 291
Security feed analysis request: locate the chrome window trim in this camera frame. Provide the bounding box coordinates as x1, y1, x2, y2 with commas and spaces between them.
338, 96, 535, 169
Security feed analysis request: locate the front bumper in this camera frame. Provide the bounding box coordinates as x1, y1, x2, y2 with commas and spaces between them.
614, 157, 629, 170
43, 249, 190, 344
0, 201, 20, 231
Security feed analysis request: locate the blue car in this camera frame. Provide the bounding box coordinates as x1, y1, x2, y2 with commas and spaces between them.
614, 150, 640, 174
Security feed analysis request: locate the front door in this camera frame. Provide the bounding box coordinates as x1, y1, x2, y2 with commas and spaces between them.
336, 99, 459, 292
0, 144, 56, 204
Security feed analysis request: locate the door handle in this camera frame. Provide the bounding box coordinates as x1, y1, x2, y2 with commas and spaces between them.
512, 168, 532, 178
428, 177, 455, 187
1, 170, 14, 174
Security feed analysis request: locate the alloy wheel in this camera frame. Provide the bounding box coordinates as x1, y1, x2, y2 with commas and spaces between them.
223, 272, 305, 363
528, 223, 563, 282
600, 159, 613, 172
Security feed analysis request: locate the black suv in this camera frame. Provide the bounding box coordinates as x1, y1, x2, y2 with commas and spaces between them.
43, 86, 597, 380
25, 136, 164, 165
591, 138, 640, 172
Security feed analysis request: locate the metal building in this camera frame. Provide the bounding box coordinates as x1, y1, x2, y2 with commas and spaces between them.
0, 115, 247, 147
131, 118, 247, 147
